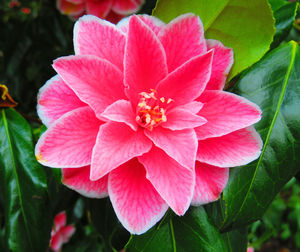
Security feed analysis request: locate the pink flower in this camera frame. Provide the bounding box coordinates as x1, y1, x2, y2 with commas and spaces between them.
36, 14, 262, 234
49, 212, 75, 252
21, 7, 31, 14
8, 0, 20, 8
57, 0, 144, 23
247, 247, 255, 252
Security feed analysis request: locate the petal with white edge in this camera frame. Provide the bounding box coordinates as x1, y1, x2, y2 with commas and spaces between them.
139, 147, 195, 215
108, 158, 168, 234
35, 106, 102, 168
62, 166, 108, 198
197, 127, 263, 167
90, 122, 152, 181
192, 162, 229, 205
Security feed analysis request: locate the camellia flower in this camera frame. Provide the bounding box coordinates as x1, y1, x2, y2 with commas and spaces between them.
57, 0, 144, 23
36, 13, 263, 234
50, 212, 75, 252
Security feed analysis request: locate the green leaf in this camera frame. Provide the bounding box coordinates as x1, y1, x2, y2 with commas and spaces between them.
222, 41, 300, 231
269, 0, 298, 47
126, 207, 227, 252
153, 0, 275, 79
222, 227, 247, 252
87, 198, 128, 252
0, 108, 51, 252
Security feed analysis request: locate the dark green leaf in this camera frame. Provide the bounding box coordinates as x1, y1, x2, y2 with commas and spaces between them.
126, 207, 227, 252
222, 41, 300, 231
0, 108, 51, 251
153, 0, 275, 79
269, 0, 298, 47
221, 227, 247, 252
88, 198, 126, 252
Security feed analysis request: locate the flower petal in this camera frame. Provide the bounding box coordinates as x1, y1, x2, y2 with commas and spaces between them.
53, 55, 126, 118
192, 162, 229, 205
85, 0, 112, 18
54, 212, 66, 230
156, 50, 213, 108
197, 127, 263, 167
204, 39, 234, 90
57, 0, 85, 16
195, 91, 262, 140
108, 158, 168, 234
90, 122, 152, 181
139, 147, 195, 215
112, 0, 143, 15
158, 13, 207, 72
35, 107, 101, 168
145, 127, 197, 170
60, 225, 76, 243
117, 15, 165, 34
176, 101, 204, 114
124, 15, 168, 105
74, 15, 126, 71
162, 108, 207, 131
139, 14, 165, 35
101, 100, 137, 131
37, 75, 86, 127
50, 233, 63, 252
62, 166, 108, 198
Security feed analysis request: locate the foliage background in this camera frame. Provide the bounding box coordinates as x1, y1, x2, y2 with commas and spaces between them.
0, 0, 300, 251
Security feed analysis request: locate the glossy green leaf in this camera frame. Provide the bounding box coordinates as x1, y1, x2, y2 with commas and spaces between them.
0, 108, 51, 251
126, 207, 227, 252
269, 0, 298, 47
153, 0, 275, 79
222, 41, 300, 231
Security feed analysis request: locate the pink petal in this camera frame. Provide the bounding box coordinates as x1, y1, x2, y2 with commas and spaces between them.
53, 55, 126, 118
176, 101, 204, 114
62, 166, 108, 198
162, 107, 207, 131
197, 127, 263, 167
57, 0, 85, 16
60, 225, 76, 242
117, 15, 165, 35
101, 100, 137, 131
195, 91, 262, 140
108, 158, 168, 234
138, 14, 165, 35
139, 147, 195, 215
158, 13, 207, 72
37, 75, 86, 127
35, 107, 101, 168
67, 0, 84, 4
156, 50, 213, 108
124, 15, 168, 105
192, 162, 229, 205
145, 127, 197, 170
112, 0, 143, 15
85, 0, 112, 18
74, 15, 126, 71
90, 122, 152, 181
204, 39, 234, 90
50, 233, 63, 252
54, 212, 66, 230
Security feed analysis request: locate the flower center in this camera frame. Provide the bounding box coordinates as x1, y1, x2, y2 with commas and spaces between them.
136, 89, 173, 131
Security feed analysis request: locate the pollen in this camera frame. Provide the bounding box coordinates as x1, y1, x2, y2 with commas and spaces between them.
36, 153, 42, 161
136, 90, 172, 131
